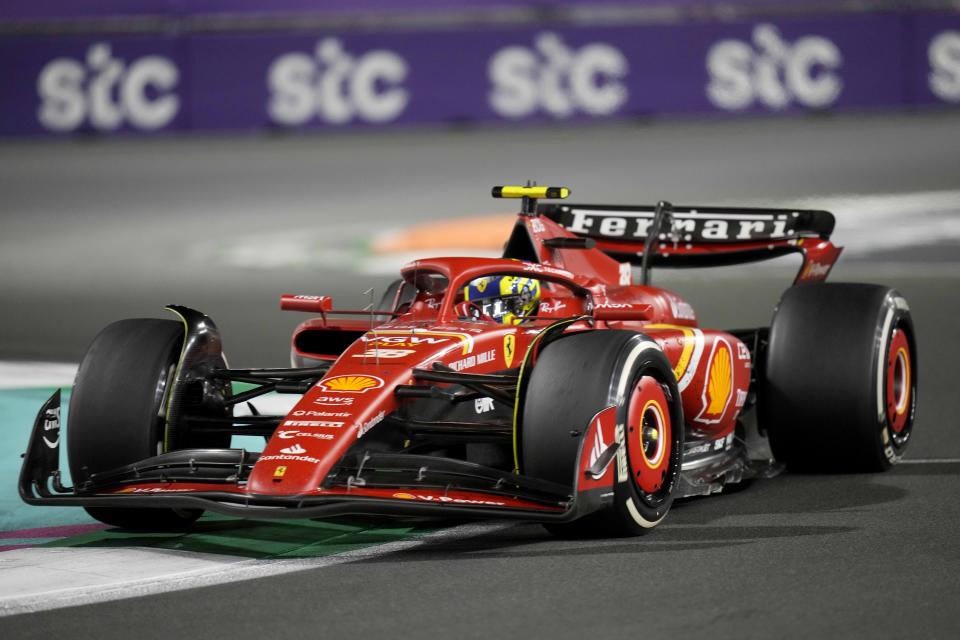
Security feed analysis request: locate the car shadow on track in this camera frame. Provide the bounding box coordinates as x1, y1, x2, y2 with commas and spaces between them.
39, 472, 909, 560
357, 523, 857, 563
670, 471, 909, 525
359, 472, 907, 562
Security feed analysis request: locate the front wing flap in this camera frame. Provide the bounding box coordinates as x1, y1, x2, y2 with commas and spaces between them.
19, 391, 618, 524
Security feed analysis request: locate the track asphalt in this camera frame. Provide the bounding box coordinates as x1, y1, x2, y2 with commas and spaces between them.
0, 113, 958, 638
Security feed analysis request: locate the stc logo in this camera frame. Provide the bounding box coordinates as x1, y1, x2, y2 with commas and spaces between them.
268, 38, 409, 125
37, 43, 179, 132
706, 24, 843, 110
488, 32, 628, 119
929, 31, 960, 102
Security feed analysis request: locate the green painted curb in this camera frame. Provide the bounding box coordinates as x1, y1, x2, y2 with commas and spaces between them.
42, 514, 438, 559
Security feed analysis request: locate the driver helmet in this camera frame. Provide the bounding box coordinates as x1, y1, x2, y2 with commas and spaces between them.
464, 276, 541, 325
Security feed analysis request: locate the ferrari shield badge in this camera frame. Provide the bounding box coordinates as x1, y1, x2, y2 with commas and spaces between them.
504, 333, 516, 368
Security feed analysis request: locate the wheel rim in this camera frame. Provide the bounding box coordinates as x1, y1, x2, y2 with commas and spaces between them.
627, 377, 672, 495
885, 327, 912, 438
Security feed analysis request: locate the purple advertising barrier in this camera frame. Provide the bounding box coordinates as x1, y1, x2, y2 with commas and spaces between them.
0, 12, 938, 137
0, 36, 187, 135
907, 13, 960, 107
186, 13, 905, 133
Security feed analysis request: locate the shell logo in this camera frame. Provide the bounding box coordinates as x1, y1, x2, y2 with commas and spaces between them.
317, 375, 385, 393
393, 492, 416, 500
695, 339, 733, 424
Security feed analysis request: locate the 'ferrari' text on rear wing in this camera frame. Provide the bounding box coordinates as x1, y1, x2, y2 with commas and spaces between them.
537, 203, 841, 283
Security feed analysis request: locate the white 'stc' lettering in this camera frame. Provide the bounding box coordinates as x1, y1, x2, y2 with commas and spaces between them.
929, 31, 960, 102
268, 38, 409, 125
488, 33, 628, 119
37, 43, 179, 132
706, 24, 843, 110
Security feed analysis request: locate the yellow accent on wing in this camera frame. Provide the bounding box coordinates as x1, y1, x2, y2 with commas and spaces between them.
162, 306, 191, 454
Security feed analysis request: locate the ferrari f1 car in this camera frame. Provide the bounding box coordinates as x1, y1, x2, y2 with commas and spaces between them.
20, 185, 917, 536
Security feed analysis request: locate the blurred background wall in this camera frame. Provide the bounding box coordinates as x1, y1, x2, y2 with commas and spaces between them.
1, 1, 959, 136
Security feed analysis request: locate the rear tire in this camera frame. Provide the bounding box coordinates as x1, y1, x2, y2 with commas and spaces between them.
68, 318, 202, 530
761, 283, 917, 472
521, 330, 683, 537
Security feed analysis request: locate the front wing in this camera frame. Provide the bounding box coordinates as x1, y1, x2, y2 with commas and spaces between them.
19, 391, 620, 524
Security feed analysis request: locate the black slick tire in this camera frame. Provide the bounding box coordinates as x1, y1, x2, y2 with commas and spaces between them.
68, 318, 202, 530
761, 283, 917, 472
521, 330, 683, 537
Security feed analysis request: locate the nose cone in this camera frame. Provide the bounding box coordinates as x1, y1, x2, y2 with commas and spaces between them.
246, 370, 398, 495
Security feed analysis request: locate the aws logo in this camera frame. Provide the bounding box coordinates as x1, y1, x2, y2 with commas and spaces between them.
695, 339, 734, 424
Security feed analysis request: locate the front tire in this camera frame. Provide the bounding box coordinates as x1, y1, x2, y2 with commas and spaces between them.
521, 330, 683, 537
761, 283, 917, 472
68, 318, 202, 530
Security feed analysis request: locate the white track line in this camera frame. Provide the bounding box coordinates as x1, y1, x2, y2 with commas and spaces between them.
0, 362, 77, 390
899, 458, 960, 464
0, 521, 514, 617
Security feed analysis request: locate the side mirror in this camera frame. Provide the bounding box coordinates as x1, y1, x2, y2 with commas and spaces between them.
280, 294, 333, 313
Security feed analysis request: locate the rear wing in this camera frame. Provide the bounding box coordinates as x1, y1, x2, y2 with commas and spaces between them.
537, 203, 842, 284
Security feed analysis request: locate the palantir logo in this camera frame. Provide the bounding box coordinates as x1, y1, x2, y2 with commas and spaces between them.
36, 43, 179, 132
268, 38, 409, 125
706, 24, 843, 110
929, 31, 960, 102
488, 32, 628, 119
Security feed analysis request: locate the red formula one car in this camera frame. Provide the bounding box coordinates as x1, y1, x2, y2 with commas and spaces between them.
20, 186, 917, 536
